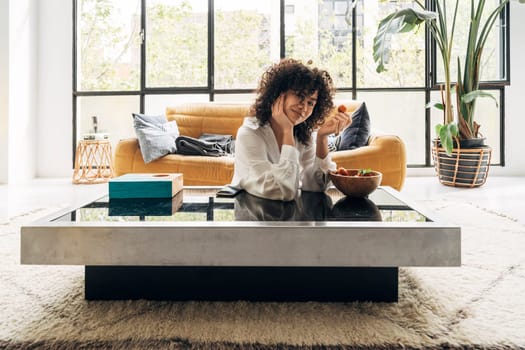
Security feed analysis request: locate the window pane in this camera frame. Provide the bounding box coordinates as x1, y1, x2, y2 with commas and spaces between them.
436, 0, 506, 84
334, 91, 354, 104
77, 0, 141, 91
145, 94, 209, 115
357, 91, 426, 165
146, 0, 208, 87
286, 0, 353, 88
214, 94, 256, 103
214, 0, 280, 89
478, 0, 506, 81
77, 96, 140, 150
358, 0, 425, 88
476, 90, 502, 164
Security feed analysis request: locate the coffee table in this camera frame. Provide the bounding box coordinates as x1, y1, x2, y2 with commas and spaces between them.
21, 186, 460, 302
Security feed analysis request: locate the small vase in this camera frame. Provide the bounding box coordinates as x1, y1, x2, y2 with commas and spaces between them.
455, 137, 486, 148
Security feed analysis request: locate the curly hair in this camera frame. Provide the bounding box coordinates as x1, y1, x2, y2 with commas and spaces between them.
252, 58, 335, 145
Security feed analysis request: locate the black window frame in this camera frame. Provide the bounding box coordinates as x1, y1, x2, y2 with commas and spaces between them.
72, 0, 511, 168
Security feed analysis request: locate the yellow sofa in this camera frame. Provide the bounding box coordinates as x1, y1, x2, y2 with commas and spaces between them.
113, 101, 407, 190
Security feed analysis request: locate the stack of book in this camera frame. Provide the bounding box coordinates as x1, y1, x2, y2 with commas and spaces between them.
82, 132, 109, 140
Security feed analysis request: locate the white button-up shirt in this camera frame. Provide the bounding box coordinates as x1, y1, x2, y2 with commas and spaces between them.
231, 117, 336, 201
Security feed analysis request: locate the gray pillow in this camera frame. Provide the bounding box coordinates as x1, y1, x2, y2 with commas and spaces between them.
132, 113, 179, 163
336, 102, 371, 151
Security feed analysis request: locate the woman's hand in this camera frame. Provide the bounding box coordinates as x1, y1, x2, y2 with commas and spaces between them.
271, 94, 294, 132
316, 110, 352, 159
317, 111, 352, 138
270, 94, 295, 148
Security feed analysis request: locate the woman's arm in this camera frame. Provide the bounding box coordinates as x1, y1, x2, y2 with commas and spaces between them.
300, 132, 336, 192
233, 124, 301, 201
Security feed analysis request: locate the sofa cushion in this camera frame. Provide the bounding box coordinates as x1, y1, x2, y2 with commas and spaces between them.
166, 103, 249, 138
336, 102, 371, 151
133, 113, 179, 163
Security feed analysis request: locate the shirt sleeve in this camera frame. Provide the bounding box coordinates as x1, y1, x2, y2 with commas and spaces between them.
233, 126, 301, 201
299, 132, 336, 192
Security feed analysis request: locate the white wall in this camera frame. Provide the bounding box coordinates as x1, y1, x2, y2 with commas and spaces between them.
15, 1, 525, 178
9, 0, 38, 183
0, 0, 38, 185
37, 0, 72, 177
498, 1, 525, 176
0, 0, 9, 184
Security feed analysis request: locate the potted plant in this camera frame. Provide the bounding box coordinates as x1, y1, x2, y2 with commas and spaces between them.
373, 0, 524, 187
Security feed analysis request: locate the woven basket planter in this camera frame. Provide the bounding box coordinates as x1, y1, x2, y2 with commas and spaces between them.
432, 140, 492, 188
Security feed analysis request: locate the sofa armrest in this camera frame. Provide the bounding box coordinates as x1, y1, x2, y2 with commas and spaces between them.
113, 138, 235, 185
330, 134, 407, 191
113, 138, 143, 177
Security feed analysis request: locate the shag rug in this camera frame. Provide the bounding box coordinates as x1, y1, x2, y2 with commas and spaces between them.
1, 201, 524, 350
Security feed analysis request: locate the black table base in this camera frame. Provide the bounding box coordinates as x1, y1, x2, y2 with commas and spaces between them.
85, 266, 398, 302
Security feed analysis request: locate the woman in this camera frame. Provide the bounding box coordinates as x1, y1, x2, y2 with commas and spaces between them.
231, 59, 352, 200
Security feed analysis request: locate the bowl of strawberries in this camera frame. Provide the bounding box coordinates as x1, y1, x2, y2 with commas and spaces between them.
329, 167, 382, 198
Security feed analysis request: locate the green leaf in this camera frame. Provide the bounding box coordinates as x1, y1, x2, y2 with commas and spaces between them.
461, 90, 499, 107
373, 8, 436, 73
449, 123, 459, 136
435, 123, 443, 136
436, 123, 459, 156
358, 168, 372, 176
426, 101, 444, 110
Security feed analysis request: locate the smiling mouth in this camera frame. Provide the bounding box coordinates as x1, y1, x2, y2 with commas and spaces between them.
294, 110, 305, 119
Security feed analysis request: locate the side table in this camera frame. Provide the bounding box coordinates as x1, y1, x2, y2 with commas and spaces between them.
73, 140, 114, 184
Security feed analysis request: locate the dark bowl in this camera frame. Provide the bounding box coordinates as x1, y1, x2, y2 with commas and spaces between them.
329, 169, 382, 197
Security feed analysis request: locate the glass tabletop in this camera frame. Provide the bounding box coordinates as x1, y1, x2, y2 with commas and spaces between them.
53, 187, 429, 224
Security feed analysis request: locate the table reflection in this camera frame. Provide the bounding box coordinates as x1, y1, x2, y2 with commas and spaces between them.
108, 191, 183, 216
234, 191, 298, 221
234, 191, 381, 222
330, 197, 382, 221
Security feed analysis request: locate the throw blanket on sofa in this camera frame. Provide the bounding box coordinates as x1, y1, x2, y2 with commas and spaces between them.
175, 134, 234, 157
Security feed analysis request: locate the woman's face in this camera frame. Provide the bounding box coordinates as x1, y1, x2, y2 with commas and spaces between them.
282, 90, 318, 125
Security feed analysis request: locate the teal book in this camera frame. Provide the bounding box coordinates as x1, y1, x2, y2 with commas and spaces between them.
109, 173, 183, 199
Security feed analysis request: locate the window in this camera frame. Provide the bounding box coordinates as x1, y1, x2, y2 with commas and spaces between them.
74, 0, 510, 167
146, 0, 208, 88
287, 0, 354, 88
435, 0, 508, 83
76, 0, 141, 91
357, 0, 425, 88
214, 0, 280, 89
